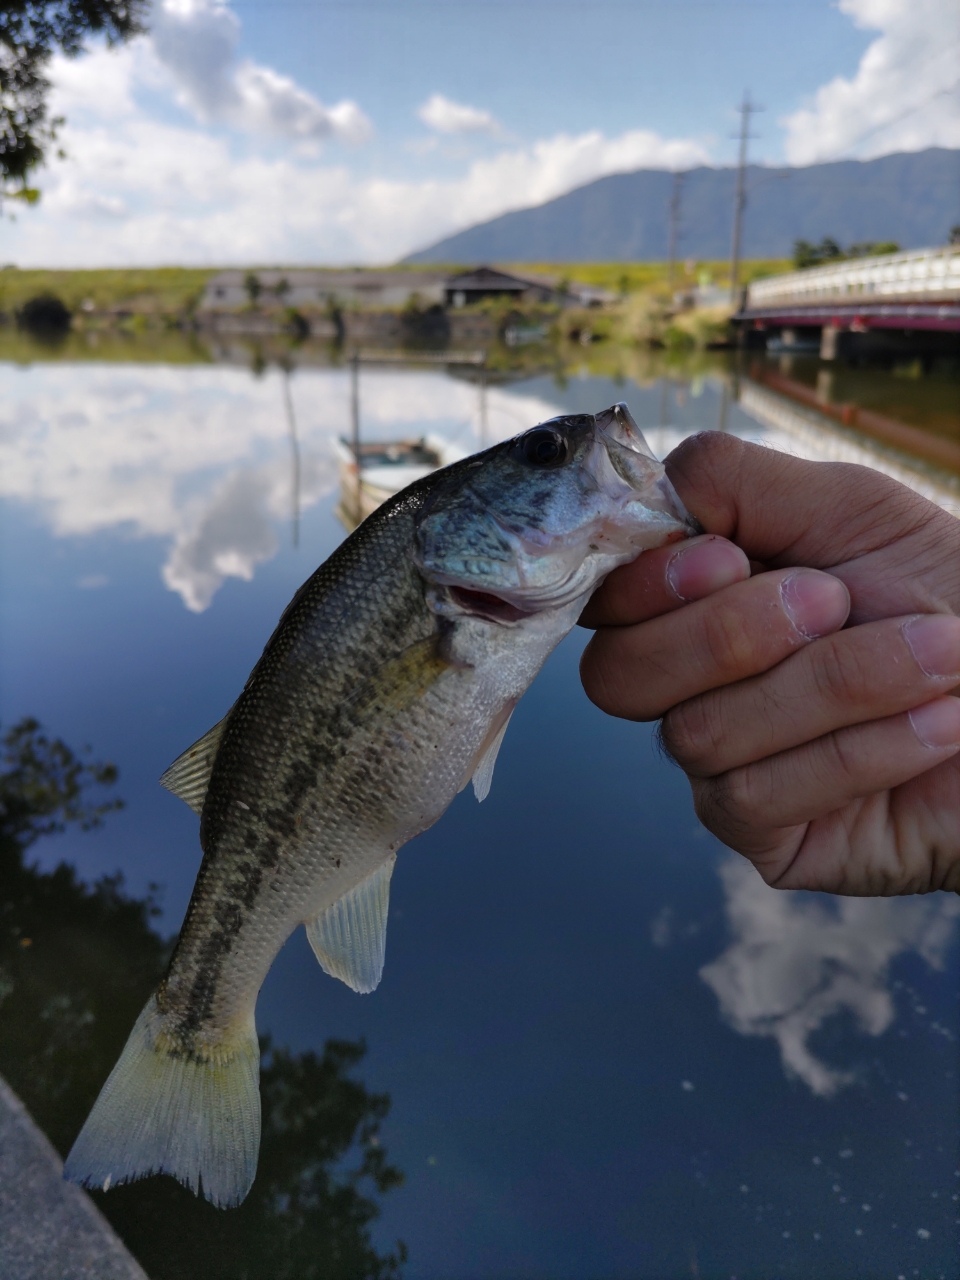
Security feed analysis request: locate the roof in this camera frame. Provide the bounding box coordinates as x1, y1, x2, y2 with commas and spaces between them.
444, 266, 538, 292
204, 268, 448, 289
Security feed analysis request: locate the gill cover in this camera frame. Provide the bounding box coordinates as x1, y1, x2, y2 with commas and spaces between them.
414, 403, 695, 611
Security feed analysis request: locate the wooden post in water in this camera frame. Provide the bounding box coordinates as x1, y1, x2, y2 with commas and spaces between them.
282, 368, 301, 547
478, 363, 488, 448
350, 351, 361, 525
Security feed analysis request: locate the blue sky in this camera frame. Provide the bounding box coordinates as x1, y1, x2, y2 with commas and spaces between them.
5, 0, 958, 265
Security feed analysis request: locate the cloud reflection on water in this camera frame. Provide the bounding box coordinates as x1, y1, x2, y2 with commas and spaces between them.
701, 854, 960, 1096
0, 362, 563, 612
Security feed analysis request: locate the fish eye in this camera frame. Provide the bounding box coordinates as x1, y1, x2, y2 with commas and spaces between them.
517, 427, 568, 468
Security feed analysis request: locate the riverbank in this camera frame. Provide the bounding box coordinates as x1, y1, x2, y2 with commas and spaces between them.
0, 260, 789, 344
0, 1076, 148, 1280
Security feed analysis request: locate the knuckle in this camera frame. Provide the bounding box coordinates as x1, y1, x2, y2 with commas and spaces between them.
808, 634, 872, 706
661, 694, 726, 772
666, 432, 743, 517
579, 636, 645, 721
710, 765, 769, 829
671, 429, 741, 475
818, 727, 863, 788
579, 639, 620, 716
693, 766, 766, 832
697, 600, 758, 678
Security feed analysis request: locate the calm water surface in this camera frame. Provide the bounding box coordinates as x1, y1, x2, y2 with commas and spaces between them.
1, 348, 958, 1278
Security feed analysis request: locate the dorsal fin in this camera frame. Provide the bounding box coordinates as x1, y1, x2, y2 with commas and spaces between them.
305, 856, 396, 994
471, 704, 515, 802
159, 717, 228, 815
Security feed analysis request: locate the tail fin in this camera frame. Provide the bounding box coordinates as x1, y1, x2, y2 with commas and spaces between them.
63, 994, 260, 1208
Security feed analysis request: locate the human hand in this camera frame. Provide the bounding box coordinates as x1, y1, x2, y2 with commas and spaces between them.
580, 432, 960, 896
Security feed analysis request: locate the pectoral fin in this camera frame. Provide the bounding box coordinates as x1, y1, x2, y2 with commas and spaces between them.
160, 716, 229, 814
305, 855, 396, 994
471, 703, 516, 802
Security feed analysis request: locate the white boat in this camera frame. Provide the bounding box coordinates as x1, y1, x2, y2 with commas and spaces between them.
334, 433, 466, 530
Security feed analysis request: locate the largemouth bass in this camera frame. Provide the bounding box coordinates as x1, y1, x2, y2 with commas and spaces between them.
65, 403, 695, 1207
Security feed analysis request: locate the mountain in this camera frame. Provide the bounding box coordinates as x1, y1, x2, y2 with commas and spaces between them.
404, 149, 960, 263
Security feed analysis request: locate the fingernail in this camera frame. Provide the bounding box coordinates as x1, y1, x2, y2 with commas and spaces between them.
909, 697, 960, 749
666, 536, 749, 602
779, 569, 850, 639
902, 614, 960, 678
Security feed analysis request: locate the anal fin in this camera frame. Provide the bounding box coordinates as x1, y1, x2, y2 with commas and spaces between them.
305, 855, 396, 994
160, 716, 228, 815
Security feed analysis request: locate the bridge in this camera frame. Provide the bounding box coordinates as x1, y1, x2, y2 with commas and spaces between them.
734, 246, 960, 358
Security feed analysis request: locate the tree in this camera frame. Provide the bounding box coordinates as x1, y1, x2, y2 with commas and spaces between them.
793, 236, 900, 271
792, 237, 843, 270
245, 270, 263, 305
0, 718, 407, 1278
0, 1, 147, 199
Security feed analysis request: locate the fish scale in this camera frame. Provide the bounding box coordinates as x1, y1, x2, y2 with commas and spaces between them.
64, 403, 696, 1208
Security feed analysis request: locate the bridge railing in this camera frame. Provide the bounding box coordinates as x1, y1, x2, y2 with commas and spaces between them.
746, 246, 960, 309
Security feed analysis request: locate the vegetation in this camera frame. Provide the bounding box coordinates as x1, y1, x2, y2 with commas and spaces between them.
0, 1, 147, 197
0, 718, 407, 1279
502, 259, 791, 293
0, 324, 215, 363
792, 237, 900, 270
0, 265, 214, 315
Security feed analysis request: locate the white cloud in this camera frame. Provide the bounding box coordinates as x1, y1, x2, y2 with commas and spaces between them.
783, 0, 960, 164
418, 93, 500, 136
701, 855, 960, 1096
10, 68, 711, 265
1, 0, 711, 265
107, 0, 373, 145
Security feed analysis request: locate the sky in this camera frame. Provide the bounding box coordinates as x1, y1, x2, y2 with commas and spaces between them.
3, 0, 959, 266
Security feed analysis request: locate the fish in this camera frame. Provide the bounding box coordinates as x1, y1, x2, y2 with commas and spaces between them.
64, 402, 696, 1207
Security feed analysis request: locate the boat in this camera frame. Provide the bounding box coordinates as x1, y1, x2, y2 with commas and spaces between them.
334, 434, 466, 531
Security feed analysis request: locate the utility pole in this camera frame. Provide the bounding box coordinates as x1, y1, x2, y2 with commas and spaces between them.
729, 91, 762, 306
350, 351, 361, 526
667, 170, 685, 293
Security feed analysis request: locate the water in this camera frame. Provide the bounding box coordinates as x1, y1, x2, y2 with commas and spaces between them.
1, 345, 958, 1279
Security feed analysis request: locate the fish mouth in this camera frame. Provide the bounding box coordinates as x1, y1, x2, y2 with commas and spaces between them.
447, 585, 535, 624
590, 403, 701, 538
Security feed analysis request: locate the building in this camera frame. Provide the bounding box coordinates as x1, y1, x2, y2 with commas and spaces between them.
199, 263, 613, 317
444, 266, 556, 307
199, 268, 448, 312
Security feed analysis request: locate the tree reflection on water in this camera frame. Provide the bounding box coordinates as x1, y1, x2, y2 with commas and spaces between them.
0, 718, 406, 1279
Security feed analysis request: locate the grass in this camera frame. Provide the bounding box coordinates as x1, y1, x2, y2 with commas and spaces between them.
0, 267, 215, 315
502, 260, 792, 292
0, 326, 215, 365
0, 260, 791, 317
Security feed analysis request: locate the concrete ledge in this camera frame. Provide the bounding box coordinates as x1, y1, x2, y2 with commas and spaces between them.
0, 1075, 148, 1280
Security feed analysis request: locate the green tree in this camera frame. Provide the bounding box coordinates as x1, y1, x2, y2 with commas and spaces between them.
244, 271, 263, 305
847, 240, 899, 258
0, 1, 147, 200
0, 718, 407, 1278
794, 236, 901, 270
792, 237, 843, 270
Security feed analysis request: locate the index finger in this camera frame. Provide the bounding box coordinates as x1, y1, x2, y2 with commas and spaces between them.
580, 533, 750, 628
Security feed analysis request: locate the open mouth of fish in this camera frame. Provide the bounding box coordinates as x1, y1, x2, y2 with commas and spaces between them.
447, 585, 535, 624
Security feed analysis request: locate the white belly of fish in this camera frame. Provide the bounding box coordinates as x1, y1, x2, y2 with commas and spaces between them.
289, 597, 582, 997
